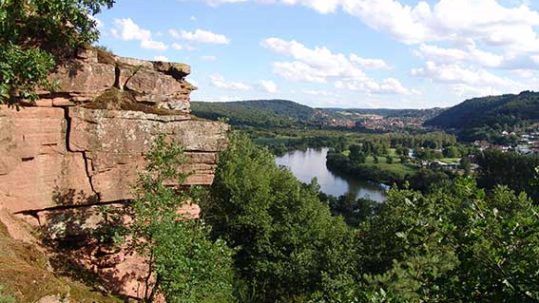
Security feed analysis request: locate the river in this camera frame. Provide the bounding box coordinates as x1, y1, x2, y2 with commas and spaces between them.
275, 148, 386, 202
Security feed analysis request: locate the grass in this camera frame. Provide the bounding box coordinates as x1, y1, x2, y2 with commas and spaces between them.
440, 158, 461, 165
340, 151, 418, 179
0, 221, 122, 303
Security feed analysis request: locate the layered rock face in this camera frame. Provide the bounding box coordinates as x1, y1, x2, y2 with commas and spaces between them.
0, 48, 228, 299
0, 48, 227, 213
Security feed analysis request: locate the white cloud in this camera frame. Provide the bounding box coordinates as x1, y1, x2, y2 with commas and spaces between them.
411, 61, 512, 87
111, 18, 168, 51
411, 61, 527, 97
268, 0, 340, 14
349, 54, 390, 70
262, 37, 413, 95
416, 43, 504, 68
340, 0, 539, 51
154, 55, 170, 62
259, 80, 278, 93
141, 39, 168, 51
210, 74, 251, 90
207, 0, 248, 7
169, 29, 230, 44
201, 55, 217, 61
261, 0, 539, 72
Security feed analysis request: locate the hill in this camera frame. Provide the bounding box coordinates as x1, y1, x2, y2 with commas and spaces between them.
191, 100, 321, 128
324, 107, 443, 119
425, 91, 539, 140
192, 100, 443, 130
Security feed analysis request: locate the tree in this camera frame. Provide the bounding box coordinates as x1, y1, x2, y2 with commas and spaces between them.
443, 145, 460, 158
386, 156, 393, 164
127, 136, 234, 303
204, 133, 358, 302
358, 178, 539, 302
0, 0, 114, 106
349, 144, 362, 162
459, 156, 471, 175
476, 149, 539, 202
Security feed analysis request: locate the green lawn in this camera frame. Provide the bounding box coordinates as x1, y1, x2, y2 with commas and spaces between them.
440, 158, 461, 165
364, 155, 417, 177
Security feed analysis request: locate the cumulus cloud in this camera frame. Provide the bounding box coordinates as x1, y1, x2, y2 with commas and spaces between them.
266, 0, 539, 50
210, 74, 251, 90
169, 29, 230, 44
411, 61, 527, 97
416, 43, 504, 69
154, 55, 170, 62
261, 0, 539, 80
259, 80, 278, 93
262, 37, 413, 95
111, 18, 168, 51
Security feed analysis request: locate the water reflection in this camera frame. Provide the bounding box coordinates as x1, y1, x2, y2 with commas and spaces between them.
275, 148, 386, 202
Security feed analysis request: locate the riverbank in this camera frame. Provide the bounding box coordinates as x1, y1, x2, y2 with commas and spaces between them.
276, 148, 386, 202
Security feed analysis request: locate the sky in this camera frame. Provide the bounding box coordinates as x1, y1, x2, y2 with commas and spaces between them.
96, 0, 539, 109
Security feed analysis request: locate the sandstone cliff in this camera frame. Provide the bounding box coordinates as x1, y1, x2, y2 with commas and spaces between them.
0, 48, 229, 301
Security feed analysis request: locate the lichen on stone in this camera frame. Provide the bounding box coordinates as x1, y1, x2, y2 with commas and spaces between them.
85, 88, 182, 116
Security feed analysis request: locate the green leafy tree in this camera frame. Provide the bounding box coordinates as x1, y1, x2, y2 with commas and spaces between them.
349, 144, 363, 162
204, 133, 358, 302
358, 178, 539, 302
0, 0, 114, 106
459, 156, 471, 175
127, 136, 235, 303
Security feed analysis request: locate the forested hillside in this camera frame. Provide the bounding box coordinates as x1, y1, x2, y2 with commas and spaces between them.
191, 100, 320, 128
426, 91, 539, 140
193, 99, 443, 130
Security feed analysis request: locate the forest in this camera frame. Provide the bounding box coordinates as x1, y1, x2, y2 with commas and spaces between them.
425, 91, 539, 141
119, 133, 539, 303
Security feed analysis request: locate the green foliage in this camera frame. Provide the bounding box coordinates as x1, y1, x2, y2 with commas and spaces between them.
476, 149, 539, 202
426, 91, 539, 141
192, 100, 319, 128
128, 136, 235, 302
327, 195, 381, 227
0, 286, 14, 303
358, 178, 539, 302
204, 133, 358, 302
327, 152, 413, 185
0, 0, 114, 106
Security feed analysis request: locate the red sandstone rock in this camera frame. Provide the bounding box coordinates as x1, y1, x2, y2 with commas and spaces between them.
0, 50, 229, 300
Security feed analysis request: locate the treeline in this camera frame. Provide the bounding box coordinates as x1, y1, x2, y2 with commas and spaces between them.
476, 149, 539, 202
256, 130, 460, 157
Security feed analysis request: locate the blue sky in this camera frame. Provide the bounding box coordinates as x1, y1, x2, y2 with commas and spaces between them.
96, 0, 539, 109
